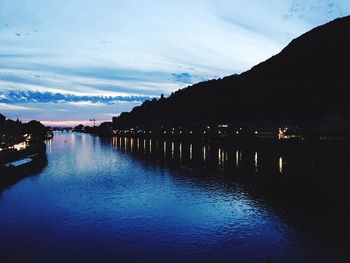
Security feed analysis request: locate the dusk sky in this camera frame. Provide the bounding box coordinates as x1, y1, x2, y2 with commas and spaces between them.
1, 0, 349, 126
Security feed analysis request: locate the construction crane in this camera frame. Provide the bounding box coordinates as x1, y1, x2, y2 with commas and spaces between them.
90, 118, 96, 127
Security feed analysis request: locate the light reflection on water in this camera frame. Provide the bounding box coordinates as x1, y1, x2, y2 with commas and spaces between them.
279, 156, 284, 174
0, 133, 348, 263
189, 143, 193, 160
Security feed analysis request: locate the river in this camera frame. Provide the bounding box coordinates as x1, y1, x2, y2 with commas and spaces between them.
0, 132, 348, 263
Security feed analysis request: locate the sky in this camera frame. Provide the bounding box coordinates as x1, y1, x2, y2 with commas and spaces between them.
1, 0, 350, 126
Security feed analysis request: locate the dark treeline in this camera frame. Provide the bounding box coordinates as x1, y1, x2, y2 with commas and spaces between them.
0, 113, 49, 186
0, 113, 50, 151
73, 122, 113, 138
112, 16, 350, 137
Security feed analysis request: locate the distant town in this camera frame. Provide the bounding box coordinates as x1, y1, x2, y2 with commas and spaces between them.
55, 114, 347, 143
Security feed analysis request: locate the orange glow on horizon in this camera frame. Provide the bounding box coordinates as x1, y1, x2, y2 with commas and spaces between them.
40, 120, 110, 127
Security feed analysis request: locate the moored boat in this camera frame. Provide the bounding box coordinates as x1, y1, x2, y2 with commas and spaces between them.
0, 153, 47, 177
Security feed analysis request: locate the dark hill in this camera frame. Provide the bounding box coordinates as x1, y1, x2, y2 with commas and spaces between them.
115, 16, 350, 127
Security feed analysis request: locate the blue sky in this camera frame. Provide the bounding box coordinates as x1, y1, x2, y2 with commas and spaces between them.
1, 0, 349, 126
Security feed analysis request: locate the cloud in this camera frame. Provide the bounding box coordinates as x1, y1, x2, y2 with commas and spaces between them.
0, 102, 37, 111
0, 100, 140, 124
283, 0, 349, 22
172, 73, 192, 84
1, 0, 350, 122
0, 67, 199, 97
0, 90, 152, 104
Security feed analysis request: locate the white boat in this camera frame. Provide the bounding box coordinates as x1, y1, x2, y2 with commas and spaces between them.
0, 154, 45, 176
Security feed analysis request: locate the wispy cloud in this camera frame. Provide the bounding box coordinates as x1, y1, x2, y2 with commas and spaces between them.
0, 90, 152, 104
172, 73, 193, 84
1, 0, 349, 123
0, 67, 199, 97
0, 102, 37, 111
283, 0, 348, 22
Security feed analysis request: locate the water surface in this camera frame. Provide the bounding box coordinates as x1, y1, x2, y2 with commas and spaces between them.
0, 133, 348, 263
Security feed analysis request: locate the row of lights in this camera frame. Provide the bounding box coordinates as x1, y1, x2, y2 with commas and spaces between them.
113, 129, 261, 136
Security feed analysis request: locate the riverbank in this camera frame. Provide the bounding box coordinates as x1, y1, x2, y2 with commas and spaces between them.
0, 152, 48, 191
0, 142, 48, 188
0, 142, 47, 165
74, 121, 350, 146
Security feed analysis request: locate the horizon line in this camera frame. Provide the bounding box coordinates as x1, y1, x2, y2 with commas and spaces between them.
40, 120, 111, 127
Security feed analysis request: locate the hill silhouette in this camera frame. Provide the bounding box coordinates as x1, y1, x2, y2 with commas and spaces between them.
115, 16, 350, 128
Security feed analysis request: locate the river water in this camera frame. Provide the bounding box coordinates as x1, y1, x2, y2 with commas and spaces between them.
0, 132, 348, 263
